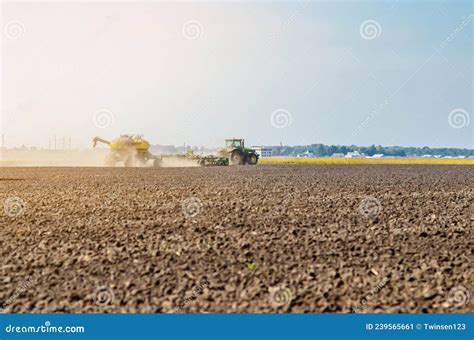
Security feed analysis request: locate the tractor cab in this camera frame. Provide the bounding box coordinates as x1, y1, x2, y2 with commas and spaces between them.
225, 138, 244, 150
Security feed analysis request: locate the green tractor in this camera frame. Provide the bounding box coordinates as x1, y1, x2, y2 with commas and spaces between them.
219, 138, 259, 165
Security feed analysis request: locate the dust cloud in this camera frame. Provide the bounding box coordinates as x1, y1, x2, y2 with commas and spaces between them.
160, 156, 200, 168
0, 149, 107, 167
0, 150, 203, 167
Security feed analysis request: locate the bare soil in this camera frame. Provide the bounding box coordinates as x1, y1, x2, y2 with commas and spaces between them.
0, 165, 472, 313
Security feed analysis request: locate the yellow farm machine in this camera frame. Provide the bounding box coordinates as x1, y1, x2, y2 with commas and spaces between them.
92, 135, 161, 167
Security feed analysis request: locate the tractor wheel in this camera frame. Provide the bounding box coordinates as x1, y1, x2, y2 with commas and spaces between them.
153, 158, 162, 168
230, 150, 244, 165
246, 153, 258, 165
104, 154, 117, 167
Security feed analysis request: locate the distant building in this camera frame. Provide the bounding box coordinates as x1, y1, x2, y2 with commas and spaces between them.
331, 153, 345, 158
297, 150, 315, 158
345, 151, 365, 158
252, 146, 272, 158
371, 154, 384, 158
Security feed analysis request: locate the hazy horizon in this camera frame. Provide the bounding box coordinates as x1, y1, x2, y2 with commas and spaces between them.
1, 1, 473, 149
2, 139, 474, 151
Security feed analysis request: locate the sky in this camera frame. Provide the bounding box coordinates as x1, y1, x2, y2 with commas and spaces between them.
1, 0, 473, 149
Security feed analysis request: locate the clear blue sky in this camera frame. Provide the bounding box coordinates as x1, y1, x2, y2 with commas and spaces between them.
2, 0, 473, 148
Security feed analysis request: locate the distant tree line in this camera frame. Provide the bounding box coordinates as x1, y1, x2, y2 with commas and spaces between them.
268, 144, 474, 157
148, 143, 474, 157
